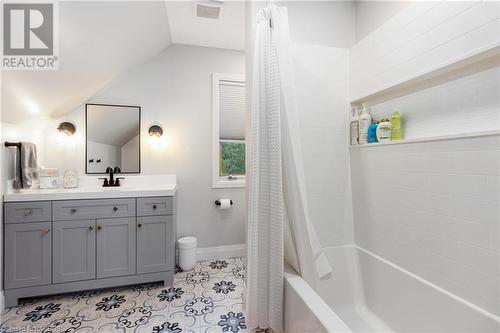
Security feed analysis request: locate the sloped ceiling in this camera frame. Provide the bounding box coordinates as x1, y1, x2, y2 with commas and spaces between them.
1, 1, 172, 124
1, 1, 246, 126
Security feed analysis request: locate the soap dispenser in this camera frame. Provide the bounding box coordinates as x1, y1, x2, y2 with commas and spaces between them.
358, 103, 372, 144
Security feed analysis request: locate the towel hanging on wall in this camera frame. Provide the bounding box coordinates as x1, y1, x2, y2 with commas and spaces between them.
11, 141, 39, 190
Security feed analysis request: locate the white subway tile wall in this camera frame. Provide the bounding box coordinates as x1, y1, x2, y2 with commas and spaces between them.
293, 43, 351, 248
350, 1, 500, 101
350, 134, 500, 315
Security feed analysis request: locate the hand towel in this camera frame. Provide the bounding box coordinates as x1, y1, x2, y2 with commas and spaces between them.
13, 142, 39, 190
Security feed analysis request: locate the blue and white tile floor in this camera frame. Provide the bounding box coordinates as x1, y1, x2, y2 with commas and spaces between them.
0, 257, 268, 333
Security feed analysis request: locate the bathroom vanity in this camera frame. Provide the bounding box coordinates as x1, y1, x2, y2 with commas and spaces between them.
2, 176, 177, 307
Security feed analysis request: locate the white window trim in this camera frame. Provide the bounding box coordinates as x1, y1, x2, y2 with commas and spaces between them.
212, 73, 246, 189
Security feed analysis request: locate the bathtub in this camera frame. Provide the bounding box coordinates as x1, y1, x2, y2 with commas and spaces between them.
284, 245, 500, 333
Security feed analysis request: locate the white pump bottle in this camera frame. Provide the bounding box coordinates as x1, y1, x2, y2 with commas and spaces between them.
358, 103, 372, 144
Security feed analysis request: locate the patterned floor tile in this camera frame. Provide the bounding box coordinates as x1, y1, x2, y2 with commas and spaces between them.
1, 257, 249, 333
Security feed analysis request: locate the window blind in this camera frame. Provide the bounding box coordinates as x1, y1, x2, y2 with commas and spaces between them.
219, 80, 246, 141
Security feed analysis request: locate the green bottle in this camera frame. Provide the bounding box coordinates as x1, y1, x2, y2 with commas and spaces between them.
391, 111, 403, 141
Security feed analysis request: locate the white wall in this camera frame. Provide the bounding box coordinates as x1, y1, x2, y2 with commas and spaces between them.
87, 140, 120, 173
42, 44, 246, 248
121, 135, 140, 172
293, 44, 352, 247
351, 135, 500, 315
277, 1, 356, 48
350, 1, 500, 101
355, 1, 410, 42
349, 0, 500, 318
1, 122, 45, 183
285, 2, 354, 247
246, 1, 354, 248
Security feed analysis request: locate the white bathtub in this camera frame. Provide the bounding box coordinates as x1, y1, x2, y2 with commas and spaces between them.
284, 245, 500, 333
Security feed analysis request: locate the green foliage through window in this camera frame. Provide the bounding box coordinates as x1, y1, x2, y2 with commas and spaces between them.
220, 140, 245, 176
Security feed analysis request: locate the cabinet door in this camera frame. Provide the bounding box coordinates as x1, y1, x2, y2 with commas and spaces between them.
137, 215, 174, 274
53, 220, 96, 283
97, 217, 136, 278
4, 222, 52, 289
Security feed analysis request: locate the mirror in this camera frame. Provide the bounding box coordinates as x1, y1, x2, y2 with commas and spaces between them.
86, 103, 141, 174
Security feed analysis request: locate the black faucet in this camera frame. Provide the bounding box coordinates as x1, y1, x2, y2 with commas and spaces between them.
99, 167, 124, 187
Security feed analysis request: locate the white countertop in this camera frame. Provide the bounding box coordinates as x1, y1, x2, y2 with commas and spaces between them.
4, 175, 177, 202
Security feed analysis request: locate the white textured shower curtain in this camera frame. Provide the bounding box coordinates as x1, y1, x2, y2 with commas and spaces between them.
246, 5, 332, 332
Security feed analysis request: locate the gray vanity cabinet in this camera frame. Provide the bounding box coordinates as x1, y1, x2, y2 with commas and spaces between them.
4, 222, 52, 289
96, 217, 136, 278
53, 219, 96, 283
3, 195, 176, 308
137, 215, 174, 274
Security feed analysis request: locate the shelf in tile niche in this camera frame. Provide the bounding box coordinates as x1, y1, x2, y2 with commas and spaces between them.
350, 45, 500, 106
349, 130, 500, 149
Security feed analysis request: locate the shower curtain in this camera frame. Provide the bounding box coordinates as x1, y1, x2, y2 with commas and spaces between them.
246, 5, 332, 332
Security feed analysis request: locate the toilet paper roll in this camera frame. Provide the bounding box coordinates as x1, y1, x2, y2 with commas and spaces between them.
219, 199, 232, 210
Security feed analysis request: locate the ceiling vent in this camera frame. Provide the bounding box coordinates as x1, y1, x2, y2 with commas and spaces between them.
195, 0, 224, 20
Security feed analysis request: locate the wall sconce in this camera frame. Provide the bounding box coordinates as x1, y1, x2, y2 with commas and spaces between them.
148, 125, 163, 138
57, 122, 76, 136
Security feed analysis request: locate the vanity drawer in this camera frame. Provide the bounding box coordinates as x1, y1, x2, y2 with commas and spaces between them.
137, 197, 173, 216
53, 198, 136, 221
4, 201, 52, 224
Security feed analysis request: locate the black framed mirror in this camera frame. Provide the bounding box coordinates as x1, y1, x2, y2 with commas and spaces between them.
85, 103, 141, 174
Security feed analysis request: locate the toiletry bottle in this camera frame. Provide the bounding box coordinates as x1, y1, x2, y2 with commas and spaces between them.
350, 106, 359, 145
367, 120, 379, 143
358, 103, 372, 144
391, 111, 403, 141
377, 118, 392, 142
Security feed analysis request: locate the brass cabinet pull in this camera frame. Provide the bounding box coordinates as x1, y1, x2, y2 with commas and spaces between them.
41, 229, 50, 235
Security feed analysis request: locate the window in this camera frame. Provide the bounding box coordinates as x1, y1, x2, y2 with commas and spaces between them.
212, 73, 246, 188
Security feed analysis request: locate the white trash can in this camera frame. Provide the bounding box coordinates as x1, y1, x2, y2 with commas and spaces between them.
178, 237, 197, 271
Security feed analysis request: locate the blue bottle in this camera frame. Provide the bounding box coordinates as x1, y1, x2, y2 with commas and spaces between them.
367, 120, 379, 143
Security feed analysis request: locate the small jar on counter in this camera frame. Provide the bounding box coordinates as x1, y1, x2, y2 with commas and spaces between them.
39, 168, 59, 189
63, 169, 78, 188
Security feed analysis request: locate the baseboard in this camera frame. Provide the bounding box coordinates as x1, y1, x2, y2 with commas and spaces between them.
196, 244, 246, 261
